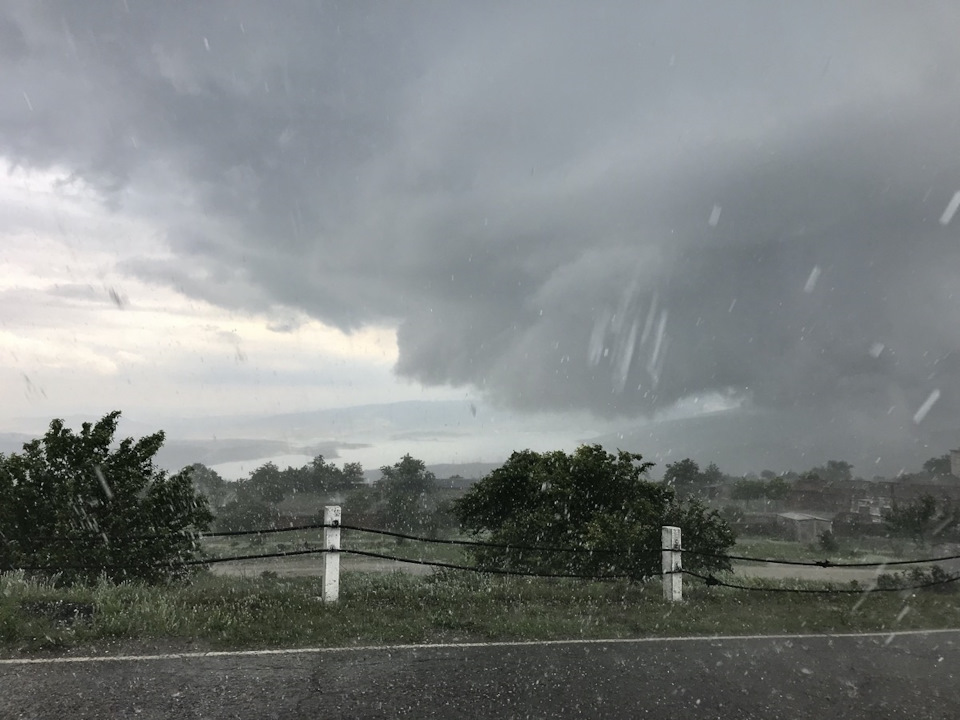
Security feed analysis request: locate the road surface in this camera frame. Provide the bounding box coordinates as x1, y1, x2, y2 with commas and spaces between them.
2, 630, 958, 719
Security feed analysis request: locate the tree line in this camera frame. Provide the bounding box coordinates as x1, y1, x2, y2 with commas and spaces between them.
0, 412, 737, 585
5, 411, 952, 587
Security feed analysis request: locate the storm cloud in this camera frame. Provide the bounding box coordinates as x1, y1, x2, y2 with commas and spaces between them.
3, 1, 960, 467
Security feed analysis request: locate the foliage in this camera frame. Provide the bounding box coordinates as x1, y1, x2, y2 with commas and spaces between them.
336, 454, 450, 537
0, 412, 212, 585
923, 454, 953, 478
817, 530, 840, 554
185, 464, 229, 509
719, 505, 745, 524
247, 462, 286, 504
286, 456, 366, 496
377, 454, 440, 536
700, 462, 725, 486
807, 460, 853, 484
662, 458, 701, 498
876, 565, 958, 594
454, 445, 736, 580
883, 495, 958, 546
212, 455, 366, 531
661, 459, 729, 499
731, 478, 765, 501
214, 496, 280, 532
731, 476, 791, 501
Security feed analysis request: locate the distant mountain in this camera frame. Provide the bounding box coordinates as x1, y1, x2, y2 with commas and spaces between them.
0, 432, 357, 475
152, 438, 370, 473
166, 400, 487, 441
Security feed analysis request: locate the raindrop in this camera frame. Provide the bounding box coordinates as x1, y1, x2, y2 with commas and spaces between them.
22, 91, 33, 112
912, 389, 941, 424
868, 342, 885, 358
613, 319, 640, 393
203, 37, 211, 53
94, 466, 113, 500
803, 266, 821, 293
727, 299, 737, 313
639, 293, 659, 346
708, 204, 722, 227
939, 191, 960, 226
107, 287, 127, 309
646, 310, 668, 376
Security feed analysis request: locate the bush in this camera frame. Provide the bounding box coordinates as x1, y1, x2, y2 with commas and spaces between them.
817, 530, 840, 554
214, 497, 280, 532
0, 412, 212, 585
454, 445, 736, 581
876, 564, 958, 593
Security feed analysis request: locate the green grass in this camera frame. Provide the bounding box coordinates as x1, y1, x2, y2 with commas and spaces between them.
2, 569, 958, 656
733, 536, 916, 564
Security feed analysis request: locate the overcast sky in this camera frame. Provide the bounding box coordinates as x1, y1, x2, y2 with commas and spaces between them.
1, 2, 959, 475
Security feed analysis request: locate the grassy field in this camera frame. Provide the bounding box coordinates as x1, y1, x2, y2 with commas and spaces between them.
2, 568, 958, 656
732, 535, 931, 564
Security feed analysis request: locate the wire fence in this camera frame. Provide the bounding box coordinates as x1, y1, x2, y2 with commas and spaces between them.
4, 518, 960, 594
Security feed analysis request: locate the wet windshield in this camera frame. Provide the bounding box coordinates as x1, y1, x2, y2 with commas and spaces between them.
1, 3, 959, 718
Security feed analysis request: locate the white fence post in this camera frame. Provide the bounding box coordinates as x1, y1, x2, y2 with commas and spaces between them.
322, 505, 341, 603
661, 525, 682, 602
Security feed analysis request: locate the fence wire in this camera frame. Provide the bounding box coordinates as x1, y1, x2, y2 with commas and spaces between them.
681, 568, 960, 594
676, 547, 960, 569
1, 546, 643, 581
6, 517, 960, 592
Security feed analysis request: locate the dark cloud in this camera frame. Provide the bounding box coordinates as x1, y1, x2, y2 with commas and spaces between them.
0, 14, 27, 61
3, 1, 960, 466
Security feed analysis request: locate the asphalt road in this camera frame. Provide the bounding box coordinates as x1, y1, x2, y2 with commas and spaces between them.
2, 630, 958, 719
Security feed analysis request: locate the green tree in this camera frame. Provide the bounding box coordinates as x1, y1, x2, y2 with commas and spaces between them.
663, 458, 701, 498
214, 495, 279, 532
185, 463, 229, 510
341, 462, 365, 488
923, 454, 952, 478
883, 495, 940, 546
765, 476, 791, 500
818, 530, 840, 554
454, 445, 735, 580
247, 462, 286, 503
811, 460, 853, 484
731, 478, 767, 501
0, 412, 212, 584
378, 454, 438, 535
701, 462, 725, 486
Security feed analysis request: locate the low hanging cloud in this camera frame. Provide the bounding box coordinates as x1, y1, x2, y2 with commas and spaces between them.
2, 1, 960, 464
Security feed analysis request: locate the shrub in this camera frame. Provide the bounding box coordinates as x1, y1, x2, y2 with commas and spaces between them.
817, 530, 840, 554
0, 412, 212, 585
454, 445, 736, 581
876, 565, 958, 593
